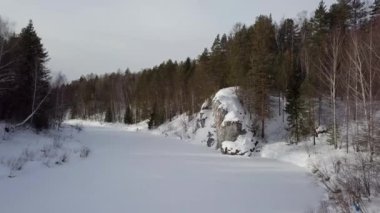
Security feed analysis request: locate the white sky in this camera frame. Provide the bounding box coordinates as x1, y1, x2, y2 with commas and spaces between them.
0, 0, 335, 80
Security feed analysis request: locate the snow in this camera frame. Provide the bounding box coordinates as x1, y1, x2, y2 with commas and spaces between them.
0, 123, 86, 178
261, 142, 311, 168
221, 133, 256, 156
0, 122, 324, 213
316, 125, 327, 134
6, 87, 378, 212
221, 141, 238, 153
213, 87, 247, 128
65, 119, 149, 132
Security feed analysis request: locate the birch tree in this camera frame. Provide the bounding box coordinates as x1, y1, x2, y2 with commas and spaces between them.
320, 29, 344, 149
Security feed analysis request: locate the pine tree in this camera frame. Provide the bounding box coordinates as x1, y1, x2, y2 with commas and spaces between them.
105, 106, 113, 123
371, 0, 380, 17
312, 1, 329, 43
329, 0, 352, 30
285, 64, 309, 144
249, 15, 277, 139
210, 34, 229, 89
348, 0, 367, 28
148, 103, 158, 129
11, 20, 51, 129
124, 106, 133, 124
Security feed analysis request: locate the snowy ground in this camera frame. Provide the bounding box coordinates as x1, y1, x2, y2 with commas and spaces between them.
0, 122, 324, 213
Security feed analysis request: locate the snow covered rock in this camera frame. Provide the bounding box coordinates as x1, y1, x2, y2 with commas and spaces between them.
211, 87, 254, 154
221, 141, 239, 155
153, 87, 254, 156
315, 125, 327, 136
221, 133, 255, 156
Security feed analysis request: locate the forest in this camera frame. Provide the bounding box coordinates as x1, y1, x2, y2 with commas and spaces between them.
1, 0, 380, 211
0, 0, 380, 147
0, 19, 65, 130
64, 0, 380, 148
0, 0, 379, 148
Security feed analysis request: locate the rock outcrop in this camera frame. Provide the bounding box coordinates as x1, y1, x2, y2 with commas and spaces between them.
211, 87, 254, 155
212, 99, 243, 149
156, 87, 256, 156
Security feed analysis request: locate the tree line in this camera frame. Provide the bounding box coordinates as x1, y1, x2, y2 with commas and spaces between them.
67, 0, 380, 147
0, 19, 66, 130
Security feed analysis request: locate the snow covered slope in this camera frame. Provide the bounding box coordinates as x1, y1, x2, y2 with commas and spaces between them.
0, 124, 89, 178
0, 123, 324, 213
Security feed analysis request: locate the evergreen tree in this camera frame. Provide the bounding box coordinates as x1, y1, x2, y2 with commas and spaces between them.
105, 106, 113, 123
148, 103, 159, 129
11, 20, 51, 129
227, 24, 250, 87
312, 0, 329, 43
285, 63, 309, 144
210, 34, 229, 89
371, 0, 380, 17
124, 106, 133, 124
248, 15, 277, 139
329, 0, 352, 30
348, 0, 367, 28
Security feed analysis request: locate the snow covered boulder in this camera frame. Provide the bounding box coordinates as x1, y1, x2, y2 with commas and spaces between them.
221, 141, 239, 155
221, 133, 255, 156
157, 87, 254, 156
315, 125, 327, 136
212, 87, 253, 154
219, 120, 243, 144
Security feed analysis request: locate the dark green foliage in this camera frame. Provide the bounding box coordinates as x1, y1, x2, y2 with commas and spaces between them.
327, 123, 340, 146
248, 15, 277, 138
62, 0, 380, 144
328, 0, 352, 29
124, 106, 133, 124
285, 64, 310, 144
371, 0, 380, 17
104, 106, 113, 123
148, 103, 162, 129
0, 20, 52, 130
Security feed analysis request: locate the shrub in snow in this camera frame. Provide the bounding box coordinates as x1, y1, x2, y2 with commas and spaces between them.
56, 153, 68, 165
41, 144, 58, 159
20, 148, 35, 162
72, 124, 83, 132
206, 131, 215, 147
312, 153, 380, 212
6, 156, 27, 177
326, 124, 340, 147
220, 133, 255, 156
53, 138, 63, 149
80, 146, 90, 158
221, 141, 240, 155
6, 157, 26, 171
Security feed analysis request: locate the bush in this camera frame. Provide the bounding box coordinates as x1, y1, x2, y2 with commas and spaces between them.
80, 146, 90, 158
72, 124, 83, 132
56, 153, 68, 165
20, 149, 35, 161
7, 157, 26, 171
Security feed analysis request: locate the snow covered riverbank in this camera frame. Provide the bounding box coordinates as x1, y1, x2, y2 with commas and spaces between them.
0, 123, 324, 213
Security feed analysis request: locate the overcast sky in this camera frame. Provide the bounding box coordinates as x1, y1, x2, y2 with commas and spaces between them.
1, 0, 335, 81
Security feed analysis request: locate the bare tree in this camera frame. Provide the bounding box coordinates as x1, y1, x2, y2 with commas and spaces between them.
52, 72, 67, 128
0, 16, 15, 92
320, 29, 344, 149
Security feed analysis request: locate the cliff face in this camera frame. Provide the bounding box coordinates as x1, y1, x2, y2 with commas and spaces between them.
212, 99, 243, 149
211, 87, 254, 155
156, 87, 256, 156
